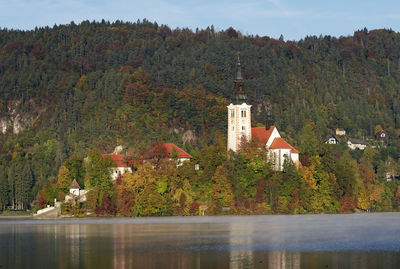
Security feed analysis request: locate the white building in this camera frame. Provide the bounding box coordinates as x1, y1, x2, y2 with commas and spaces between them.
69, 179, 80, 196
325, 135, 339, 144
227, 53, 299, 171
335, 128, 346, 136
102, 154, 132, 181
347, 138, 367, 150
227, 54, 251, 152
227, 102, 252, 152
65, 179, 89, 203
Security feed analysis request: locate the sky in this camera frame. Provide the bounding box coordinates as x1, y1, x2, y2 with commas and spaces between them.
1, 0, 400, 40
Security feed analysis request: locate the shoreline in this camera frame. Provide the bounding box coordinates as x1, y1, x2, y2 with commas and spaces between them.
1, 211, 399, 220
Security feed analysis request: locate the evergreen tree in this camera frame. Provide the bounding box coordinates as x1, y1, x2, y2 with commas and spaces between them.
0, 167, 9, 210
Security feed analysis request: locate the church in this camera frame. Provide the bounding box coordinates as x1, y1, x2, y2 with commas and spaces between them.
227, 54, 299, 171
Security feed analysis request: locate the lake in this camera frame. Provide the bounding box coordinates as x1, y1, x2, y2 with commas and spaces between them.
1, 213, 400, 268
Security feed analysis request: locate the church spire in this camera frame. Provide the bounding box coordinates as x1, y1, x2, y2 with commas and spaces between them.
235, 52, 243, 81
233, 52, 247, 104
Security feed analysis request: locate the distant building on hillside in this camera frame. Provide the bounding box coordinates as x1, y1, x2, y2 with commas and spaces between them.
101, 154, 132, 181
143, 142, 192, 167
376, 130, 388, 141
347, 138, 367, 150
335, 128, 346, 136
325, 135, 339, 145
227, 53, 299, 171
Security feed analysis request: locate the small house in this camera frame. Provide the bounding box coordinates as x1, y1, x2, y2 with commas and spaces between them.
347, 138, 367, 150
162, 143, 192, 164
325, 135, 339, 145
65, 179, 89, 203
143, 142, 192, 167
101, 154, 132, 181
376, 130, 388, 140
335, 128, 346, 136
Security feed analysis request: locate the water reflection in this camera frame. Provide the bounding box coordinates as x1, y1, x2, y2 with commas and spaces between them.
229, 221, 255, 268
267, 251, 300, 269
1, 214, 400, 268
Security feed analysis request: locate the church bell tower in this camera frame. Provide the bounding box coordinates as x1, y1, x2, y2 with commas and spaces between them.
227, 52, 252, 152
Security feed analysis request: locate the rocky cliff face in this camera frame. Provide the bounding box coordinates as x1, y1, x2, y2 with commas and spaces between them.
0, 99, 45, 135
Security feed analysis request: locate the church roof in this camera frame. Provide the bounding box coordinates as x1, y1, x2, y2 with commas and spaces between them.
251, 126, 299, 153
102, 154, 129, 167
69, 179, 80, 189
162, 143, 193, 159
251, 126, 275, 147
269, 137, 299, 153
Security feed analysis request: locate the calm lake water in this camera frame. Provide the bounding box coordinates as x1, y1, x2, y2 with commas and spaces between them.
1, 213, 400, 268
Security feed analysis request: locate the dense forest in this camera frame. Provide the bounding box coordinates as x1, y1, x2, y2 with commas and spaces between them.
1, 20, 400, 215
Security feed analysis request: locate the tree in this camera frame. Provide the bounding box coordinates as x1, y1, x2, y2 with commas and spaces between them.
84, 150, 114, 192
0, 167, 9, 211
64, 155, 85, 188
210, 165, 234, 213
335, 151, 361, 199
56, 165, 72, 194
95, 191, 116, 215
16, 162, 34, 209
298, 120, 321, 158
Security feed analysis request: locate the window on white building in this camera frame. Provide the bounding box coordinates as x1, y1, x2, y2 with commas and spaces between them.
230, 109, 235, 118
242, 126, 245, 131
241, 110, 246, 118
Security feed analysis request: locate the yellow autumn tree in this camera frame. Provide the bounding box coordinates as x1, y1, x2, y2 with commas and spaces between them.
57, 165, 72, 194
210, 165, 235, 214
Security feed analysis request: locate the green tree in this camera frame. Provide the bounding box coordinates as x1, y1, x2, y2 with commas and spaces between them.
335, 151, 361, 200
0, 167, 9, 211
298, 120, 321, 157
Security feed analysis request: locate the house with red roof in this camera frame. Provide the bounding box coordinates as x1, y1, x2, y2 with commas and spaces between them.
227, 53, 299, 171
142, 142, 192, 167
101, 154, 132, 181
161, 143, 193, 164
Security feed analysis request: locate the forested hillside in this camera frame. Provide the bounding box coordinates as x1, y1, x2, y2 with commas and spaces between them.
1, 20, 400, 213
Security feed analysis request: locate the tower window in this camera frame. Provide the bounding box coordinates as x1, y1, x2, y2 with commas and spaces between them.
230, 109, 235, 118
241, 110, 246, 118
242, 126, 245, 131
232, 126, 234, 131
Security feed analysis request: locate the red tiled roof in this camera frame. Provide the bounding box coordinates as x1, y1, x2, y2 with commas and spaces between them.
102, 154, 129, 167
251, 126, 275, 147
69, 179, 80, 189
269, 137, 299, 153
162, 143, 192, 159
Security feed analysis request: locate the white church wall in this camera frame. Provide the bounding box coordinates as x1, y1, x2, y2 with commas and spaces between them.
266, 128, 281, 148
291, 153, 299, 163
69, 188, 80, 196
227, 103, 252, 152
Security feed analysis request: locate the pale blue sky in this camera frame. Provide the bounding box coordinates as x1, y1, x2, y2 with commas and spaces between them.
1, 0, 399, 40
